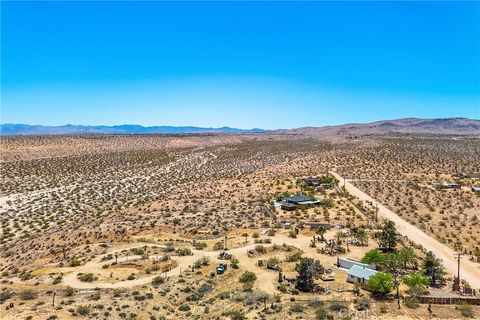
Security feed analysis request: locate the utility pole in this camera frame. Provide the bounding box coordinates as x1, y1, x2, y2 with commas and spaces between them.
453, 251, 463, 290
453, 251, 463, 291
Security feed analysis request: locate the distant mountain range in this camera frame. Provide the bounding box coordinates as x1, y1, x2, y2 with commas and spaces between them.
1, 118, 479, 136
279, 117, 480, 136
0, 124, 268, 136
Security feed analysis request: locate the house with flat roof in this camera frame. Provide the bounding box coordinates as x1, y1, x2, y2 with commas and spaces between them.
346, 265, 378, 284
432, 182, 462, 190
305, 221, 332, 230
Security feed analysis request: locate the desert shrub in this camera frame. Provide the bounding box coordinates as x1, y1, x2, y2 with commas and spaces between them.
20, 290, 37, 300
329, 301, 348, 312
355, 298, 370, 311
405, 297, 419, 309
223, 310, 246, 320
289, 303, 304, 313
64, 286, 75, 297
286, 252, 302, 262
315, 306, 333, 320
457, 304, 475, 318
77, 273, 97, 282
69, 260, 81, 267
213, 241, 224, 251
193, 242, 207, 250
76, 305, 90, 316
217, 291, 231, 300
0, 290, 12, 302
255, 245, 266, 254
308, 298, 323, 307
89, 291, 101, 301
152, 276, 165, 286
176, 248, 193, 256
178, 304, 191, 312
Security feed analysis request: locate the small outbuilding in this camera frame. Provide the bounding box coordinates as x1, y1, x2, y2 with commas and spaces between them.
305, 221, 332, 230
346, 265, 378, 284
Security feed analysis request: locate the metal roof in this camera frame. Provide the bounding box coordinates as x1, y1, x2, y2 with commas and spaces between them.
347, 265, 378, 279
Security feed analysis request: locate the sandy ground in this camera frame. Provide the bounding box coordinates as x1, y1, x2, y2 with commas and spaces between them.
331, 171, 480, 290
62, 231, 348, 291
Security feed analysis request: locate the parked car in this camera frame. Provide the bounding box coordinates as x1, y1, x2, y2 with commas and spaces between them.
216, 263, 227, 274
218, 251, 232, 260
267, 263, 281, 271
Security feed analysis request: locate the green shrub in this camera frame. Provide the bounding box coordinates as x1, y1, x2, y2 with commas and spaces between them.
289, 303, 304, 313
76, 305, 90, 316
178, 304, 191, 312
405, 297, 419, 309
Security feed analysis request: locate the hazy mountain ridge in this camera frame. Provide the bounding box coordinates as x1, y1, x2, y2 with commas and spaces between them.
1, 118, 479, 136
0, 124, 269, 136
279, 118, 480, 136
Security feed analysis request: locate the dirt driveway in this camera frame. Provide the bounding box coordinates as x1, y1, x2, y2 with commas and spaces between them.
331, 171, 480, 290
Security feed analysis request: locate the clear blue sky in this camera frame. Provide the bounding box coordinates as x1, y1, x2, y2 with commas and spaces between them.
1, 1, 479, 129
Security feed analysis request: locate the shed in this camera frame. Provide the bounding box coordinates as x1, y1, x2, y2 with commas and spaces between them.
346, 265, 378, 284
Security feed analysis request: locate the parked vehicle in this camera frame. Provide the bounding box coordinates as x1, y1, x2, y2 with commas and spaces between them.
218, 251, 232, 260
267, 263, 281, 271
216, 263, 227, 274
320, 274, 334, 281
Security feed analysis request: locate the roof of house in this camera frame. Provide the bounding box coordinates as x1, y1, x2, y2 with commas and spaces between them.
347, 265, 378, 279
287, 195, 313, 203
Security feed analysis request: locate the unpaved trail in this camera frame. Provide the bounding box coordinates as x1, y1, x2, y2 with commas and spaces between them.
63, 243, 209, 289
331, 171, 480, 290
62, 235, 318, 291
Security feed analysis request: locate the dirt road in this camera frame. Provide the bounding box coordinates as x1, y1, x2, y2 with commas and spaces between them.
331, 172, 480, 290
62, 234, 329, 291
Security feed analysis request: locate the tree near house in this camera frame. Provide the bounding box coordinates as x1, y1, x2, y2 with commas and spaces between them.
402, 272, 429, 296
422, 251, 446, 286
361, 249, 386, 266
295, 257, 324, 292
367, 272, 394, 296
383, 252, 403, 299
352, 227, 368, 246
398, 247, 417, 269
378, 220, 398, 250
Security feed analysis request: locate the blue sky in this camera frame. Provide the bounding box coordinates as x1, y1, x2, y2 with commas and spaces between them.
1, 1, 479, 129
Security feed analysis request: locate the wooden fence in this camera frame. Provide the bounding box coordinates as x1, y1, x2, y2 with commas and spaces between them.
417, 296, 480, 306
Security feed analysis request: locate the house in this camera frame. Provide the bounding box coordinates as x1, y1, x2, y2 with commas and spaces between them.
432, 182, 462, 190
305, 221, 332, 230
303, 178, 321, 187
442, 182, 462, 189
285, 195, 322, 205
346, 265, 378, 284
337, 257, 375, 270
472, 186, 480, 194
461, 173, 480, 180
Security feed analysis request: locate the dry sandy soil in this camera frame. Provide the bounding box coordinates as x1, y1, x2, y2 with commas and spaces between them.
1, 133, 479, 319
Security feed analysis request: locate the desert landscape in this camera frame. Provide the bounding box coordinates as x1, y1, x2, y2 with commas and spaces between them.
1, 130, 479, 320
